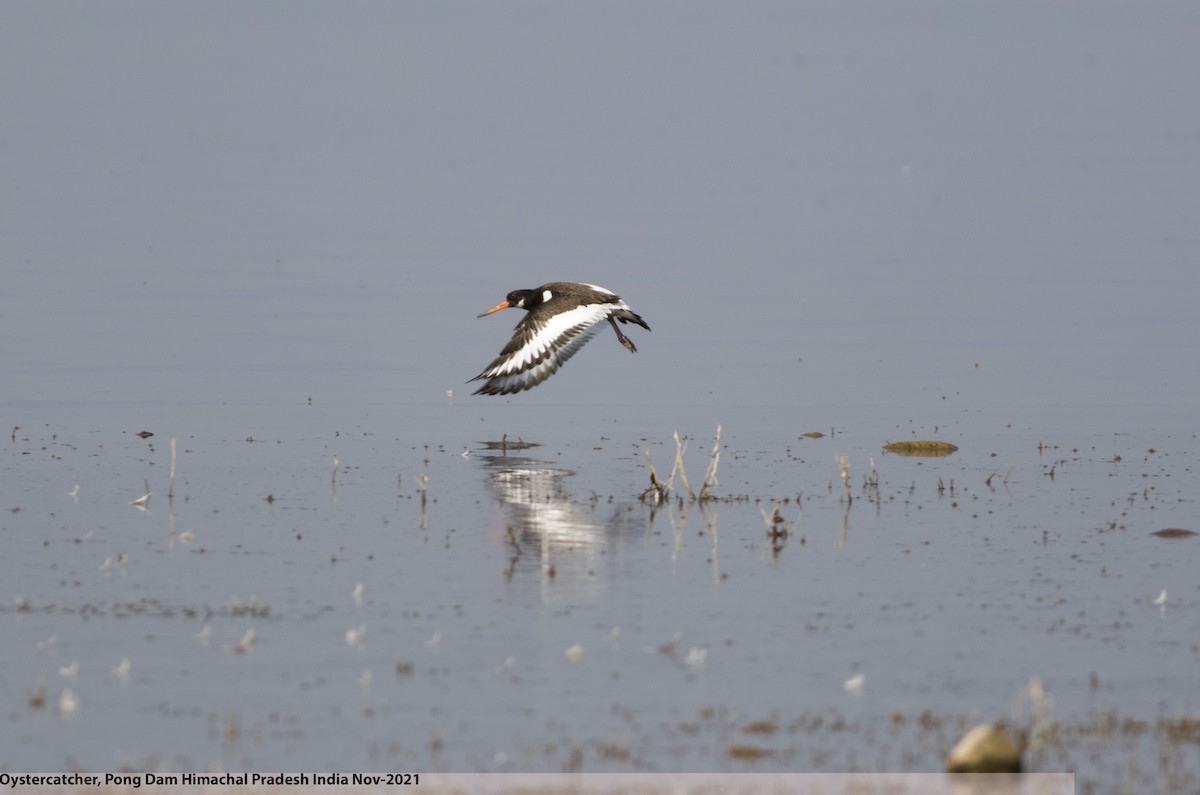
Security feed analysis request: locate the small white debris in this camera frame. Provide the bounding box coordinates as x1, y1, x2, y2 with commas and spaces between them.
221, 628, 256, 654
446, 389, 455, 398
684, 647, 708, 672
36, 635, 58, 652
837, 454, 851, 484
352, 583, 364, 607
178, 531, 194, 544
844, 673, 865, 695
461, 448, 470, 458
112, 658, 131, 682
1153, 590, 1168, 607
68, 485, 80, 502
58, 688, 78, 716
500, 656, 516, 673
58, 662, 79, 682
195, 624, 212, 645
130, 492, 151, 509
358, 669, 373, 692
564, 644, 585, 663
101, 553, 128, 576
345, 625, 366, 649
425, 631, 441, 652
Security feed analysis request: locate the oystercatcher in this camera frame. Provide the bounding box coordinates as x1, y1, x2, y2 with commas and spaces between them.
471, 282, 651, 395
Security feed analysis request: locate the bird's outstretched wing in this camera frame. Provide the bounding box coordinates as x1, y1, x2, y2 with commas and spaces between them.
471, 304, 612, 395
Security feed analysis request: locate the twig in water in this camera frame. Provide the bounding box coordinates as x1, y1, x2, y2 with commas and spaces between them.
417, 474, 429, 529
698, 425, 721, 502
130, 478, 152, 509
761, 505, 787, 536
670, 432, 694, 501
168, 438, 177, 499
643, 424, 721, 506
761, 501, 800, 557
639, 450, 670, 504
836, 454, 852, 505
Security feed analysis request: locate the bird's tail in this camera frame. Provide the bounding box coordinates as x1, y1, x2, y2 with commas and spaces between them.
612, 308, 651, 331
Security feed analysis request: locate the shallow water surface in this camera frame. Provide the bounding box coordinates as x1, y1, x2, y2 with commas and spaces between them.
3, 400, 1198, 788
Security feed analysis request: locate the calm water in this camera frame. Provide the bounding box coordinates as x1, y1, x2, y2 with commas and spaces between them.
2, 3, 1199, 792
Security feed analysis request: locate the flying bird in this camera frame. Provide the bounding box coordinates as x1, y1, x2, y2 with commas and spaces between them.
471, 282, 650, 395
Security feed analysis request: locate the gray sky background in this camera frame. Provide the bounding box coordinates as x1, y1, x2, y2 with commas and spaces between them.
3, 2, 1197, 409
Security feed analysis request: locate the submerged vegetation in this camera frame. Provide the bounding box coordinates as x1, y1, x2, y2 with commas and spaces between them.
639, 425, 723, 506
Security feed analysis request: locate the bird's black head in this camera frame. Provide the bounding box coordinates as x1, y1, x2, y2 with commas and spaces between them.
477, 288, 537, 318
507, 288, 535, 308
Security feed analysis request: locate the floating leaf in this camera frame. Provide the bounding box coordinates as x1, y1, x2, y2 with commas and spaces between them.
883, 440, 959, 457
1152, 528, 1196, 539
727, 745, 773, 760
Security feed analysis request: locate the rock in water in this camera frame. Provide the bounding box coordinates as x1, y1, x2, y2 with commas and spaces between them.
946, 723, 1023, 773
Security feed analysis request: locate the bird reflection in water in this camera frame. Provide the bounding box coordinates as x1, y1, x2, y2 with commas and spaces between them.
476, 442, 636, 603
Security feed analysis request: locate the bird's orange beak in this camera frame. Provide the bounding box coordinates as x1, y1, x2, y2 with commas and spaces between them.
476, 300, 511, 318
